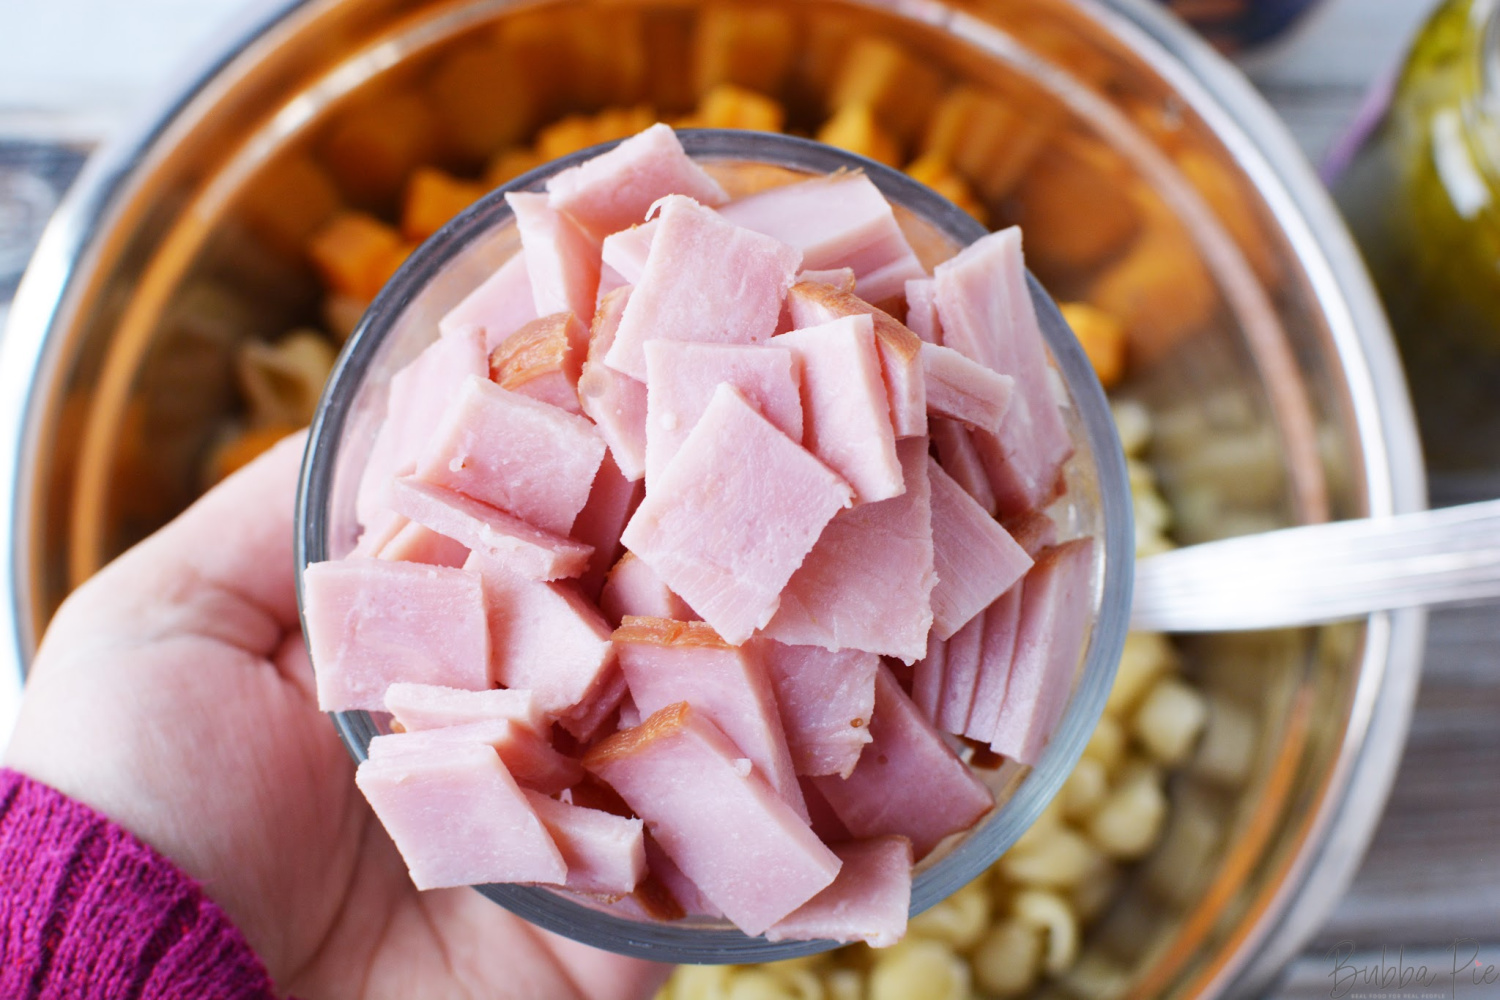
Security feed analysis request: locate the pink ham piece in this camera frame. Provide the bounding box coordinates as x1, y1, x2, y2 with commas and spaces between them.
765, 836, 913, 947
812, 664, 993, 860
757, 641, 878, 778
1006, 510, 1060, 558
763, 437, 935, 662
786, 281, 926, 440
796, 268, 857, 293
376, 519, 469, 568
614, 617, 806, 819
963, 585, 1024, 744
414, 374, 605, 536
557, 665, 629, 743
990, 539, 1093, 764
465, 552, 615, 718
505, 191, 600, 327
488, 312, 586, 414
800, 778, 852, 843
643, 340, 802, 489
304, 559, 489, 712
642, 835, 721, 919
598, 552, 694, 626
389, 476, 592, 581
620, 384, 852, 644
352, 510, 408, 558
934, 227, 1072, 515
604, 195, 801, 381
921, 342, 1015, 433
930, 418, 997, 516
935, 610, 985, 735
356, 326, 488, 526
546, 123, 728, 241
384, 683, 545, 735
928, 456, 1034, 639
904, 278, 941, 344
577, 286, 648, 481
523, 790, 646, 898
718, 171, 926, 304
438, 251, 539, 349
583, 702, 841, 935
570, 452, 643, 600
355, 741, 566, 890
368, 719, 583, 795
599, 220, 657, 286
910, 633, 946, 725
771, 315, 902, 504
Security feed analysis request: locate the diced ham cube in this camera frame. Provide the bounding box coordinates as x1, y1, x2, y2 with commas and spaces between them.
904, 278, 941, 344
785, 281, 926, 439
384, 683, 546, 735
772, 315, 902, 504
928, 456, 1033, 639
523, 790, 646, 897
812, 665, 993, 860
614, 617, 806, 819
368, 720, 583, 795
765, 836, 913, 948
570, 452, 643, 600
389, 477, 592, 581
355, 741, 566, 889
758, 641, 878, 778
934, 228, 1072, 515
413, 374, 605, 536
930, 418, 997, 516
351, 509, 406, 558
796, 267, 857, 293
763, 438, 935, 662
489, 312, 586, 414
719, 171, 926, 303
936, 611, 985, 735
911, 633, 946, 725
557, 665, 629, 743
546, 123, 728, 240
304, 560, 489, 712
990, 539, 1093, 765
599, 220, 657, 286
577, 286, 648, 481
584, 702, 841, 935
963, 585, 1023, 744
621, 384, 852, 644
1006, 510, 1060, 557
438, 251, 539, 350
604, 195, 801, 381
800, 778, 852, 843
506, 191, 600, 327
598, 552, 694, 627
643, 835, 721, 919
376, 519, 469, 568
357, 326, 488, 526
921, 342, 1014, 433
643, 340, 802, 490
465, 552, 616, 718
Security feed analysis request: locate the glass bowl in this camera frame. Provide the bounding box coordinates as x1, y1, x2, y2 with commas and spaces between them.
294, 128, 1132, 963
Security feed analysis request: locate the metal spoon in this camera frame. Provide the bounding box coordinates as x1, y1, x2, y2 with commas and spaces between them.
1131, 498, 1500, 631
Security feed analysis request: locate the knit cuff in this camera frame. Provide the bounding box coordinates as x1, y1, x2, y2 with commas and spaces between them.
0, 768, 281, 1000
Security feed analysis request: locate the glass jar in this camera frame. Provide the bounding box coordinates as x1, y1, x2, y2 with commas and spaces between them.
1332, 0, 1500, 478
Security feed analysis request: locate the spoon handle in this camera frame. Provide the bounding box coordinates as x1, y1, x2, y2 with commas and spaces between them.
1130, 499, 1500, 632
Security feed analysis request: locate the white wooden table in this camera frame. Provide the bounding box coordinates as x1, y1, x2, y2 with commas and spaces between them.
3, 0, 1498, 995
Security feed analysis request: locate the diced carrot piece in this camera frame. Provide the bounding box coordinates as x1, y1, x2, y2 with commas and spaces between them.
426, 39, 535, 162
320, 93, 439, 208
485, 147, 546, 189
922, 86, 1052, 201
536, 106, 657, 162
401, 167, 486, 242
904, 153, 987, 225
1059, 302, 1127, 388
816, 104, 901, 168
206, 423, 297, 483
1014, 135, 1139, 274
828, 35, 944, 145
308, 212, 404, 300
239, 153, 341, 255
695, 83, 785, 133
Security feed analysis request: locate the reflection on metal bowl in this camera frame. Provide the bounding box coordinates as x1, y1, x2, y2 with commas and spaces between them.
0, 0, 1426, 996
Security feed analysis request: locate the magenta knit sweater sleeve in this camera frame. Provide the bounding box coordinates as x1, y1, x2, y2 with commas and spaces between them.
0, 768, 283, 1000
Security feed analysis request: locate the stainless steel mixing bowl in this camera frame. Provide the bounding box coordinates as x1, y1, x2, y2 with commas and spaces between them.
0, 0, 1427, 995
